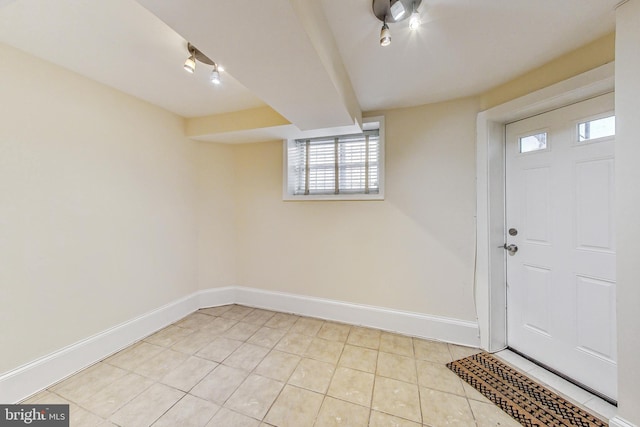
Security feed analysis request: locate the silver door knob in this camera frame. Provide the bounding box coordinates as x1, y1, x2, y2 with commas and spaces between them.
502, 244, 518, 256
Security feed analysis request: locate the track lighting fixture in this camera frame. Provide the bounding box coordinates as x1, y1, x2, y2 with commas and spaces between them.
183, 43, 222, 85
380, 21, 391, 47
372, 0, 422, 46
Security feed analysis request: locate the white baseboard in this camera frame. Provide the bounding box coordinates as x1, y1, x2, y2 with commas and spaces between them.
610, 416, 638, 427
230, 286, 479, 347
196, 286, 236, 308
1, 285, 479, 404
0, 293, 199, 404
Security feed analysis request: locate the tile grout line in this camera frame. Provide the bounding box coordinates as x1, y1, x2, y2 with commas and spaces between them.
413, 337, 425, 426
448, 341, 480, 427
315, 329, 348, 426
207, 306, 276, 423
366, 336, 381, 426
258, 314, 316, 425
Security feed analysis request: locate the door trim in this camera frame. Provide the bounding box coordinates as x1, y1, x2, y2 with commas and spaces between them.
475, 62, 615, 352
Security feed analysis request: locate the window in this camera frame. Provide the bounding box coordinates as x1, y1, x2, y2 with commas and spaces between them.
284, 118, 384, 200
519, 132, 547, 153
578, 115, 615, 142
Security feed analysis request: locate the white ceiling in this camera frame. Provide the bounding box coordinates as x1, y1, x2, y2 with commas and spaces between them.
323, 0, 617, 111
0, 0, 617, 139
0, 0, 266, 118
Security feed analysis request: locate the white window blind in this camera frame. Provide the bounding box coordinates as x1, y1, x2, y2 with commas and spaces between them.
288, 129, 380, 196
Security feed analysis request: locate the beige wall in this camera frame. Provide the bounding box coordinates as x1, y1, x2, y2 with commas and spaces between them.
233, 98, 480, 320
615, 1, 640, 424
481, 33, 615, 110
0, 43, 203, 374
196, 142, 237, 289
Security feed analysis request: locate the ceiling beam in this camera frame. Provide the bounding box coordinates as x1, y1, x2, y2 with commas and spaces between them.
186, 106, 289, 138
136, 0, 362, 131
186, 105, 362, 144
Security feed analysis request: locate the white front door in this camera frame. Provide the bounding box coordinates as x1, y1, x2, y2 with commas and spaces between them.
505, 93, 617, 400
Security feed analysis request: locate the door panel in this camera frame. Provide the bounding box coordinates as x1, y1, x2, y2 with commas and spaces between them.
522, 264, 551, 335
575, 275, 616, 361
506, 92, 617, 400
575, 158, 614, 250
523, 167, 552, 243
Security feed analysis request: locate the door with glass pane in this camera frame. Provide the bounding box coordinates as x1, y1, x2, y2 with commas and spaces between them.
505, 93, 617, 400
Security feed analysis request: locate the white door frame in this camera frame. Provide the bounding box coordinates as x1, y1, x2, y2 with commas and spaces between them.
475, 62, 615, 352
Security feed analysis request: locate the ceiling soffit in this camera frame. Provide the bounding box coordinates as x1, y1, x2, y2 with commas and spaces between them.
136, 0, 362, 132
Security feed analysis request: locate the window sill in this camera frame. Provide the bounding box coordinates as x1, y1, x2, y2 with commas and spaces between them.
282, 193, 384, 202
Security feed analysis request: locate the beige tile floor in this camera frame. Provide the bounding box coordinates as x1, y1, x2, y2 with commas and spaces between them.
23, 305, 602, 426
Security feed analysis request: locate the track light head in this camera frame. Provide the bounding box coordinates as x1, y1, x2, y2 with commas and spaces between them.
210, 64, 221, 85
183, 54, 196, 73
409, 9, 421, 30
380, 22, 391, 47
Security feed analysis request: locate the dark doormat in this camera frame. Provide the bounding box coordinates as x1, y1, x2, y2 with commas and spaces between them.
446, 352, 607, 427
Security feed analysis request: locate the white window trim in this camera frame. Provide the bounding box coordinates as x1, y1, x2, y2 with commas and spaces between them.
282, 116, 385, 201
